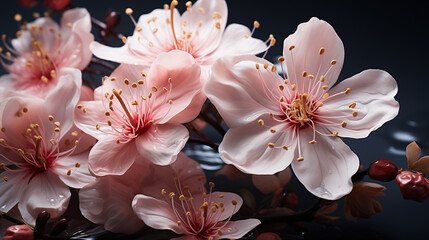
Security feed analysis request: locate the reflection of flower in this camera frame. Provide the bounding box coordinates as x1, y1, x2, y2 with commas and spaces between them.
75, 50, 203, 176
3, 225, 33, 240
132, 158, 260, 240
90, 0, 267, 82
0, 8, 93, 98
344, 182, 385, 221
0, 76, 94, 224
205, 17, 399, 200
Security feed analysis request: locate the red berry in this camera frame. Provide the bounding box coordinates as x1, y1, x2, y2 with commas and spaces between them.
104, 11, 121, 29
43, 0, 70, 11
368, 159, 398, 182
396, 171, 429, 202
3, 225, 34, 240
16, 0, 38, 7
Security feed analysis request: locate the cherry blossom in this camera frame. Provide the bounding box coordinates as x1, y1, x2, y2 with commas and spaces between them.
132, 160, 260, 240
205, 17, 399, 200
0, 70, 94, 224
0, 8, 93, 98
79, 153, 203, 234
90, 0, 268, 82
74, 50, 203, 176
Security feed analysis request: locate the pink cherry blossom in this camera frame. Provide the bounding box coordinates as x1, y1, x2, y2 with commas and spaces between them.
0, 8, 93, 98
79, 152, 203, 234
205, 17, 399, 200
0, 71, 95, 224
90, 0, 268, 82
132, 160, 260, 240
74, 50, 203, 176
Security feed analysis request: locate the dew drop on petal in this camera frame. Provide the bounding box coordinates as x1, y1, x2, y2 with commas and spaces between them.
220, 226, 238, 234
314, 186, 332, 199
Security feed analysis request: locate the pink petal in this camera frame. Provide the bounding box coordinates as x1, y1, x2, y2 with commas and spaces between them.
209, 192, 242, 221
18, 172, 71, 224
58, 8, 93, 70
141, 152, 206, 198
135, 124, 188, 166
252, 175, 280, 194
0, 172, 26, 213
45, 67, 82, 138
132, 194, 185, 234
321, 69, 399, 138
219, 219, 261, 239
292, 127, 359, 200
59, 123, 96, 154
182, 0, 228, 57
74, 100, 109, 140
79, 163, 150, 234
205, 55, 282, 128
80, 85, 94, 101
53, 149, 95, 189
89, 137, 141, 176
148, 50, 203, 124
283, 17, 344, 91
203, 23, 268, 65
89, 41, 146, 65
219, 119, 297, 174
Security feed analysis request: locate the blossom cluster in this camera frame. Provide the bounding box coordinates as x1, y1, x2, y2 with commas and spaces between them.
2, 0, 423, 239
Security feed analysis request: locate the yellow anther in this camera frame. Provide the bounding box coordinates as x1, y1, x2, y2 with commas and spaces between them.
302, 71, 307, 77
289, 45, 295, 51
148, 120, 154, 126
319, 47, 325, 55
179, 195, 185, 201
177, 221, 181, 226
215, 22, 221, 30
278, 56, 285, 62
291, 84, 296, 91
253, 20, 260, 28
318, 102, 324, 107
138, 80, 144, 85
349, 102, 357, 108
279, 85, 284, 91
199, 7, 205, 13
271, 65, 277, 72
284, 79, 289, 84
309, 140, 317, 144
212, 12, 222, 19
332, 131, 339, 137
71, 131, 78, 137
54, 127, 60, 132
48, 115, 54, 121
270, 129, 276, 133
152, 28, 158, 34
124, 78, 130, 85
54, 121, 60, 127
268, 142, 275, 148
14, 14, 22, 22
322, 93, 329, 99
110, 77, 116, 81
152, 86, 158, 92
352, 111, 358, 117
331, 59, 337, 65
131, 100, 138, 105
258, 119, 264, 126
136, 26, 142, 32
41, 76, 49, 83
3, 176, 9, 182
320, 75, 325, 82
345, 88, 351, 94
255, 63, 260, 69
263, 63, 269, 69
232, 200, 237, 206
341, 121, 347, 128
122, 36, 127, 44
96, 124, 101, 130
75, 162, 81, 168
67, 170, 71, 176
322, 85, 328, 90
131, 83, 138, 88
125, 8, 133, 15
219, 194, 224, 198
50, 139, 57, 145
163, 4, 169, 9
75, 140, 79, 145
209, 182, 215, 188
161, 189, 167, 195
297, 157, 304, 161
282, 145, 288, 150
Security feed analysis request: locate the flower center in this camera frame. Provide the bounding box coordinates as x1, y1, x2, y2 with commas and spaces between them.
284, 93, 316, 127
160, 176, 238, 239
0, 110, 79, 182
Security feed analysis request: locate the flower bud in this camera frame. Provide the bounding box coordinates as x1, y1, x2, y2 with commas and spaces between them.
369, 159, 398, 182
3, 225, 34, 240
16, 0, 38, 7
43, 0, 70, 11
396, 171, 429, 202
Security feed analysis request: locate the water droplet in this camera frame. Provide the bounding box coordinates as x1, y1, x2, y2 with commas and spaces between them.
314, 186, 332, 199
220, 226, 237, 234
49, 198, 56, 205
58, 194, 65, 198
1, 204, 7, 211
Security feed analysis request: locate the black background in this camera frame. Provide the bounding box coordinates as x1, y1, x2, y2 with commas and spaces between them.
1, 0, 428, 239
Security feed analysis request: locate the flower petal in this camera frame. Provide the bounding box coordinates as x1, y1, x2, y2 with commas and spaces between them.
406, 141, 421, 167
252, 175, 280, 194
89, 137, 141, 176
203, 23, 268, 66
205, 55, 282, 128
59, 8, 93, 70
79, 163, 149, 234
283, 17, 344, 91
74, 100, 109, 140
135, 124, 188, 166
53, 149, 95, 189
219, 119, 297, 174
292, 127, 359, 200
148, 50, 203, 124
321, 69, 399, 139
0, 172, 26, 213
18, 172, 71, 224
132, 194, 185, 234
219, 219, 261, 239
182, 0, 228, 57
